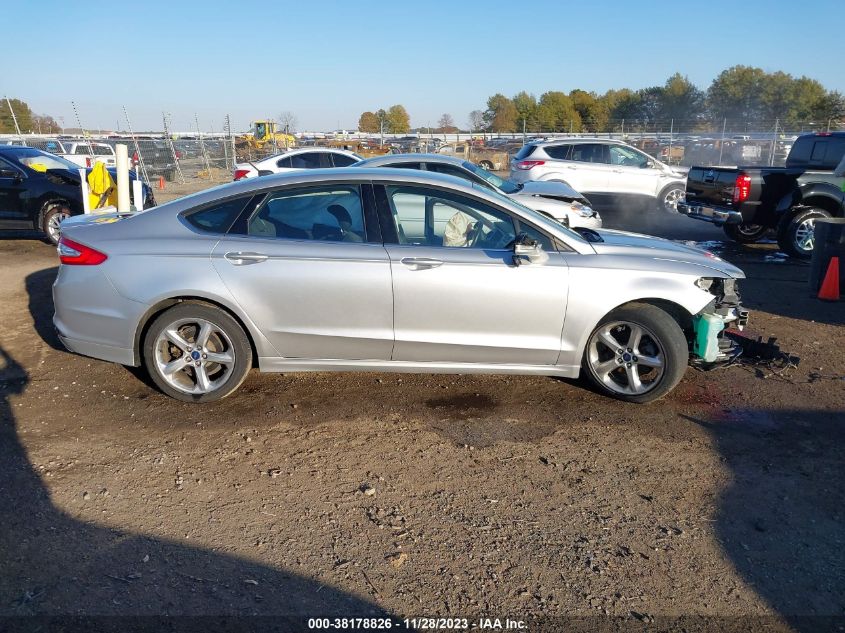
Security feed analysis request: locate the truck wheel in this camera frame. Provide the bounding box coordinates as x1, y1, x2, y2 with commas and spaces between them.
777, 207, 832, 259
479, 160, 494, 170
657, 184, 685, 214
581, 303, 689, 404
40, 202, 71, 245
723, 223, 769, 244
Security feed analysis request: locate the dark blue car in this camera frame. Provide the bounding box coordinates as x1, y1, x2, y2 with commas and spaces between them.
0, 145, 155, 244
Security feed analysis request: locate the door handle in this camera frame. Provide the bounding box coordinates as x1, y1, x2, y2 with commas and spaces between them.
612, 169, 623, 173
224, 251, 268, 265
400, 257, 443, 270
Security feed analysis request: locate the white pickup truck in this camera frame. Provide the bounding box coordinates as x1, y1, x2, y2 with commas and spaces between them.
59, 141, 118, 168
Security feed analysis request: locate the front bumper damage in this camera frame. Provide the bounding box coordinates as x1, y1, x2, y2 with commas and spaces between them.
690, 277, 749, 367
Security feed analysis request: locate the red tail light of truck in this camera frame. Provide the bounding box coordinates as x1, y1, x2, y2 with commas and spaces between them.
733, 173, 751, 204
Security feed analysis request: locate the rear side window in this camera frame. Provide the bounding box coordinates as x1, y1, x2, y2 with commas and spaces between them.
184, 196, 252, 234
569, 143, 609, 163
289, 152, 323, 169
543, 145, 571, 160
514, 144, 536, 160
276, 156, 293, 168
331, 153, 358, 167
788, 136, 845, 169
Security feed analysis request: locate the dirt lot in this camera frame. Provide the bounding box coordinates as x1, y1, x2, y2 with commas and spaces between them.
0, 187, 843, 631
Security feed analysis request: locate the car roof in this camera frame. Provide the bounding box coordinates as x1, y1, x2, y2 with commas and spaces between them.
357, 153, 465, 167
531, 137, 631, 147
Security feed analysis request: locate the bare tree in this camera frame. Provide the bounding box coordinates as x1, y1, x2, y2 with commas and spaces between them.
468, 110, 485, 132
278, 111, 298, 133
437, 113, 455, 130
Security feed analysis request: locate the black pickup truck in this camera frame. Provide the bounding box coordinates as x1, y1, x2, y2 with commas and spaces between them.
678, 132, 845, 258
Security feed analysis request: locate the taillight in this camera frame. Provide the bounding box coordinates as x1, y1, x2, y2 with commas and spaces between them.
516, 160, 545, 170
733, 173, 751, 204
58, 237, 107, 265
132, 151, 138, 162
233, 169, 251, 181
85, 157, 92, 168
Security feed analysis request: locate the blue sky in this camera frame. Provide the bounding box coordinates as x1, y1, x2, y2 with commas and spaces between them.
4, 0, 843, 132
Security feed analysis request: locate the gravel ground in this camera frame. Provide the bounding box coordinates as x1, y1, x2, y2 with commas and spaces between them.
0, 190, 842, 631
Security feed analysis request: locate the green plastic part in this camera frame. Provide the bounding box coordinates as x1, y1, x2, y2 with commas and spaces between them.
692, 313, 725, 362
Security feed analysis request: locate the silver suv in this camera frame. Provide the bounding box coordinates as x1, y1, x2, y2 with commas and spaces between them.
510, 139, 687, 213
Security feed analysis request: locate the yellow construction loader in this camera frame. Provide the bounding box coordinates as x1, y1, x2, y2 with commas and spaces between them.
235, 120, 296, 160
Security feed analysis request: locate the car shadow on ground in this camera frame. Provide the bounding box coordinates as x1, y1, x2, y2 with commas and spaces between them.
683, 409, 845, 632
0, 344, 394, 625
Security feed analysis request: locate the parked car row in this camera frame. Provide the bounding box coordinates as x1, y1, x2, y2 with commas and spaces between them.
232, 148, 601, 228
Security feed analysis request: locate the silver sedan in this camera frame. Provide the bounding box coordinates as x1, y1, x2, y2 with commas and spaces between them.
53, 168, 747, 404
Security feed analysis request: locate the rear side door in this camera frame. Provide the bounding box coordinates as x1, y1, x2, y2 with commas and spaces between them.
375, 183, 568, 365
0, 157, 28, 225
210, 182, 395, 360
546, 143, 611, 194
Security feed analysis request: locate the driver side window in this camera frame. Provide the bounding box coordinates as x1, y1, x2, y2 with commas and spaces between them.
385, 186, 516, 249
609, 145, 649, 168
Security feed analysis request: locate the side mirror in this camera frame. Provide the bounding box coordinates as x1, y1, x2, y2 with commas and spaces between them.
643, 160, 657, 169
513, 233, 549, 266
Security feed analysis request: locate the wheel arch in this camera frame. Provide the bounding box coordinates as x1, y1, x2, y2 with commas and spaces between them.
799, 193, 843, 217
595, 298, 695, 342
133, 296, 260, 368
36, 197, 74, 230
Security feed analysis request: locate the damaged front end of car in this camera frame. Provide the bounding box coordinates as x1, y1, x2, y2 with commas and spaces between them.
690, 277, 749, 367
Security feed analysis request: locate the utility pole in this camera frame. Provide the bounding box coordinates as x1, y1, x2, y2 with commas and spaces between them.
162, 112, 186, 184
5, 97, 23, 139
123, 106, 151, 185
71, 101, 95, 158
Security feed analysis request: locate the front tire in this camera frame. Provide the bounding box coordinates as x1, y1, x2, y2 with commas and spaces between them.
777, 207, 831, 259
143, 302, 252, 403
40, 202, 71, 245
723, 222, 769, 244
581, 303, 689, 403
657, 183, 685, 214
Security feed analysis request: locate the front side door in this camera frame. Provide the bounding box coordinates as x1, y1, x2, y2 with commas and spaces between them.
607, 144, 660, 196
376, 183, 568, 365
211, 183, 394, 360
0, 157, 28, 225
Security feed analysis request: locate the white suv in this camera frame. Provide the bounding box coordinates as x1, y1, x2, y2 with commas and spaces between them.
510, 139, 687, 213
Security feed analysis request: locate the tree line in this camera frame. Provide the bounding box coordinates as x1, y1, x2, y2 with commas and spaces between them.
357, 66, 844, 135
1, 99, 59, 134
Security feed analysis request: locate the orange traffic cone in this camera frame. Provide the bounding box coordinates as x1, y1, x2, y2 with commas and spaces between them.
158, 176, 165, 190
818, 256, 840, 301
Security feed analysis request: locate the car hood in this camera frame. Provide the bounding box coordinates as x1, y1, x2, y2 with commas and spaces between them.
514, 180, 585, 201
589, 228, 745, 278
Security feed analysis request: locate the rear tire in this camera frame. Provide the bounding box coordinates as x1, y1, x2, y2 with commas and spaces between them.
40, 202, 71, 245
581, 303, 689, 404
776, 207, 832, 259
143, 302, 252, 403
723, 222, 769, 244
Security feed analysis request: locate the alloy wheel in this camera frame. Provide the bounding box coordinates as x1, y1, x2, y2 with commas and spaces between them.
587, 321, 666, 396
153, 318, 235, 395
794, 218, 815, 252
662, 187, 684, 212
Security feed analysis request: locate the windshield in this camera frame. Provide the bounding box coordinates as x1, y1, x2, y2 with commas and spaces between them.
462, 160, 521, 194
471, 181, 588, 244
5, 147, 81, 172
254, 122, 267, 138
